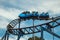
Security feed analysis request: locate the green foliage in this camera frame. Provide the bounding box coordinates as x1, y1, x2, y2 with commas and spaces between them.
28, 36, 44, 40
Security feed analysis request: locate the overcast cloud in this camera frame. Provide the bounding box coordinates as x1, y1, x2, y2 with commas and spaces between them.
0, 0, 60, 40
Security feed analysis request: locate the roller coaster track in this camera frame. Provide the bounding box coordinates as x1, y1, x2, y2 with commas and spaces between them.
1, 16, 60, 40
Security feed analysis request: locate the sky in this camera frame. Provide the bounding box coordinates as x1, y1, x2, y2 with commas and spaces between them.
0, 0, 60, 40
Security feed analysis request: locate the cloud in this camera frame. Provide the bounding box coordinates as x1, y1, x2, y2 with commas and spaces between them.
0, 0, 60, 40
0, 16, 10, 28
0, 8, 22, 20
0, 0, 60, 13
0, 0, 25, 10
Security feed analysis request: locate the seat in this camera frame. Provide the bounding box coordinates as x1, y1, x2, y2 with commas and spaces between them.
32, 11, 39, 19
19, 11, 30, 20
39, 12, 49, 20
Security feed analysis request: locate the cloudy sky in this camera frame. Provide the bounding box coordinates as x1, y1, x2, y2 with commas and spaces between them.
0, 0, 60, 40
0, 0, 60, 19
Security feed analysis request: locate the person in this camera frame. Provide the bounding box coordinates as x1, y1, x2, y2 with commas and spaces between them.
39, 12, 45, 19
45, 12, 49, 18
32, 11, 38, 19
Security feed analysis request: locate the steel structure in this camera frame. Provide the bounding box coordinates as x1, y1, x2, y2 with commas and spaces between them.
1, 13, 60, 40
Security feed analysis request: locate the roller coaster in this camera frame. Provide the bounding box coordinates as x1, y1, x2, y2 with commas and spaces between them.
1, 11, 60, 40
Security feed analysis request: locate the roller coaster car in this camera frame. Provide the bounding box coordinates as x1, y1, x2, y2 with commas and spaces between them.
19, 11, 30, 20
39, 12, 49, 20
31, 11, 39, 19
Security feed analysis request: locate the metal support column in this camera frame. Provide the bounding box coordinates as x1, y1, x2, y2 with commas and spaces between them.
53, 28, 54, 40
17, 18, 21, 40
17, 36, 21, 40
52, 17, 55, 40
33, 18, 35, 40
6, 33, 9, 40
41, 27, 44, 40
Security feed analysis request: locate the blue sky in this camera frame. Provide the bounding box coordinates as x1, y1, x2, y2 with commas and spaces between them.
0, 0, 60, 40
